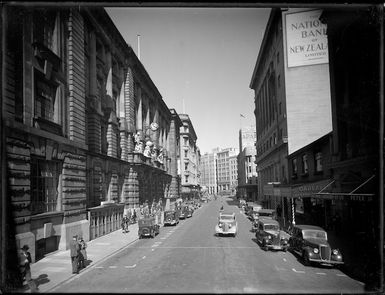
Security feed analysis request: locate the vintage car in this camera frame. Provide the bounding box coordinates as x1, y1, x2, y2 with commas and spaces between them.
163, 210, 179, 226
215, 212, 237, 237
257, 209, 276, 220
255, 219, 288, 251
288, 224, 344, 267
138, 217, 160, 238
239, 199, 246, 209
179, 205, 193, 219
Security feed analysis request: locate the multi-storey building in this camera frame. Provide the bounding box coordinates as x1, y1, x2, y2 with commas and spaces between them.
1, 6, 182, 285
229, 154, 238, 195
216, 148, 238, 195
178, 114, 200, 200
200, 152, 217, 195
237, 126, 258, 202
249, 8, 289, 208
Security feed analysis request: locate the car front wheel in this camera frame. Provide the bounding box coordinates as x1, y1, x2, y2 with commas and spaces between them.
302, 252, 310, 266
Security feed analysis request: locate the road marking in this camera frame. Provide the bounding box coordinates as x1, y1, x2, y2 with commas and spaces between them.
142, 256, 146, 259
316, 272, 326, 275
292, 268, 305, 273
275, 266, 287, 271
160, 237, 167, 240
109, 266, 117, 268
95, 242, 111, 246
95, 266, 104, 269
151, 244, 160, 247
124, 264, 136, 268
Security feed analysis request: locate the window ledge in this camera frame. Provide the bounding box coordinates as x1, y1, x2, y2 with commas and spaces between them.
34, 117, 63, 136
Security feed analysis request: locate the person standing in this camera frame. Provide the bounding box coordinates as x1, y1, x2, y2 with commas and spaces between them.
121, 215, 129, 233
70, 235, 80, 274
19, 245, 38, 292
78, 237, 87, 269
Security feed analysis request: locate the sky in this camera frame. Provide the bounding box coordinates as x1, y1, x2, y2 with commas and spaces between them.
106, 7, 270, 154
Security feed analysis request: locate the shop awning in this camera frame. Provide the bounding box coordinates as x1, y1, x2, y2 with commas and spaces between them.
315, 175, 375, 202
292, 179, 334, 198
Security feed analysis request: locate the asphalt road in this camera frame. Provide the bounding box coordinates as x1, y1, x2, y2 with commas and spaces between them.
55, 197, 365, 293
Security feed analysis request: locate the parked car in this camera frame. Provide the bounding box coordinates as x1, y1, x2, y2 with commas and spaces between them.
180, 205, 193, 219
255, 219, 288, 251
257, 209, 276, 220
288, 224, 344, 267
215, 212, 237, 237
138, 216, 160, 238
239, 199, 246, 208
164, 210, 179, 226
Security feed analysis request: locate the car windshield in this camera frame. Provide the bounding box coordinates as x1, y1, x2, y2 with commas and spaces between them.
220, 215, 234, 220
264, 224, 279, 231
259, 212, 273, 217
303, 230, 327, 240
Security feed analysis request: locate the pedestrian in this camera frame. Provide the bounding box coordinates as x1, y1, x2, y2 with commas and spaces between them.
70, 235, 80, 274
121, 215, 129, 233
132, 210, 137, 223
78, 236, 87, 269
19, 245, 38, 292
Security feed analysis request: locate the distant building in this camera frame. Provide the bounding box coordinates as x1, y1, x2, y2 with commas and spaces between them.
216, 148, 238, 195
178, 114, 200, 200
237, 126, 258, 202
200, 152, 217, 195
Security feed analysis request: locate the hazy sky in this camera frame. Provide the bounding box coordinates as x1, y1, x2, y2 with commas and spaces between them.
106, 7, 270, 154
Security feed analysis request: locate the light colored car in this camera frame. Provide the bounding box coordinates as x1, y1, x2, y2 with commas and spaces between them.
215, 212, 237, 237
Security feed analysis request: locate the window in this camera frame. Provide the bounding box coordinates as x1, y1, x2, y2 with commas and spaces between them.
279, 102, 282, 115
292, 158, 298, 177
185, 176, 189, 183
30, 158, 60, 214
315, 152, 323, 172
302, 154, 308, 174
276, 52, 280, 64
33, 10, 57, 52
184, 150, 188, 158
185, 163, 188, 170
278, 75, 281, 88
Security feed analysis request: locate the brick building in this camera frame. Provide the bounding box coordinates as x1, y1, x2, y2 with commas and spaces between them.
1, 6, 182, 286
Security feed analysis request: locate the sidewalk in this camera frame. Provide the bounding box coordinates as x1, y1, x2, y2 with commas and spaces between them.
14, 222, 139, 293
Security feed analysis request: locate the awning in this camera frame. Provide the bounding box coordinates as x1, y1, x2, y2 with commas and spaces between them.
292, 179, 334, 198
314, 175, 375, 202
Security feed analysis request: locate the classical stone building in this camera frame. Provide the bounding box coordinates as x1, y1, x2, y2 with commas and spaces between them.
1, 6, 182, 282
200, 151, 218, 195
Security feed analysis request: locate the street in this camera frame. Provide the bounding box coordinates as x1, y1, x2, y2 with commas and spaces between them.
54, 197, 365, 293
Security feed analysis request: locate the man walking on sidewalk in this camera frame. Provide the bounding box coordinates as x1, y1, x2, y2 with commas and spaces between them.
70, 235, 80, 274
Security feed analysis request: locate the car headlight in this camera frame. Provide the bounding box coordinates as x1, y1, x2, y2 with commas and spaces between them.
313, 248, 319, 254
332, 249, 339, 255
267, 235, 271, 240
229, 224, 232, 228
218, 223, 222, 228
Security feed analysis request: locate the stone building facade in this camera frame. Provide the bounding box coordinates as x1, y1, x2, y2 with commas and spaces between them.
249, 8, 289, 208
2, 5, 181, 275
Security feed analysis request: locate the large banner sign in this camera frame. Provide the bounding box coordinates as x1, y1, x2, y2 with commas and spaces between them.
285, 9, 328, 67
